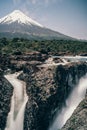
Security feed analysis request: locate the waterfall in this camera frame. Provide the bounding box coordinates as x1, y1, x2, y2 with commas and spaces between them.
4, 72, 28, 130
49, 74, 87, 130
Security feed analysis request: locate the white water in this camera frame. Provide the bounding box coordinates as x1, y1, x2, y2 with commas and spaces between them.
49, 74, 87, 130
38, 57, 68, 67
4, 72, 28, 130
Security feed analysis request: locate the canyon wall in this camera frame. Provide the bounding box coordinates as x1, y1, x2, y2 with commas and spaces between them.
61, 89, 87, 130
0, 70, 13, 130
21, 62, 87, 130
0, 53, 87, 130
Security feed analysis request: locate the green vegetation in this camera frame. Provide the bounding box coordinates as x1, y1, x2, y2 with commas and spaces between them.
0, 38, 87, 55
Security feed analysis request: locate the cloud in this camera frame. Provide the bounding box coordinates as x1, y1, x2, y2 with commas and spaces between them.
31, 0, 37, 4
13, 0, 60, 6
12, 0, 61, 20
26, 0, 58, 5
22, 6, 30, 16
13, 0, 21, 5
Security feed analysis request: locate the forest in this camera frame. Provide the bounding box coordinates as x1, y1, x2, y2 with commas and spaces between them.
0, 38, 87, 56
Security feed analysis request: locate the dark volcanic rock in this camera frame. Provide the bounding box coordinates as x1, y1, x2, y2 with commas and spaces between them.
21, 62, 87, 130
0, 53, 87, 130
0, 52, 48, 73
0, 55, 10, 71
0, 72, 13, 130
61, 91, 87, 130
10, 51, 48, 62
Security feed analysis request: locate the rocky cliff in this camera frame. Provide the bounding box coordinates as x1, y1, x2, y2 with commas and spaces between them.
0, 53, 87, 130
61, 89, 87, 130
0, 70, 13, 130
19, 62, 87, 130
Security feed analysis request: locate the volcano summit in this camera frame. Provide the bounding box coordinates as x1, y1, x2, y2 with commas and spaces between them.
0, 10, 72, 40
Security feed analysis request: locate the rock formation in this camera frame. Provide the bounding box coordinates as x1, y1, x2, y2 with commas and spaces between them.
0, 53, 87, 130
19, 62, 87, 130
61, 88, 87, 130
0, 70, 13, 130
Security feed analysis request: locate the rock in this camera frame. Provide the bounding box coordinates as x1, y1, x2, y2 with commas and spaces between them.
80, 53, 87, 56
61, 91, 87, 130
22, 62, 87, 130
53, 58, 63, 63
0, 69, 3, 77
0, 75, 13, 130
0, 53, 87, 130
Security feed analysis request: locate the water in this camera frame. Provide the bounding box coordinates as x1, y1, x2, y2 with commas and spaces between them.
49, 74, 87, 130
39, 56, 87, 67
52, 56, 87, 63
4, 72, 28, 130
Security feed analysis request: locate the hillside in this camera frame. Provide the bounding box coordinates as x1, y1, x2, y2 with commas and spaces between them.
0, 10, 73, 40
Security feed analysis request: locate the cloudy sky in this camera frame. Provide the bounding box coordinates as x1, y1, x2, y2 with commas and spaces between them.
0, 0, 87, 40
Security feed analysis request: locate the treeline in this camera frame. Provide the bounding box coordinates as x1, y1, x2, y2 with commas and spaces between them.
0, 38, 87, 55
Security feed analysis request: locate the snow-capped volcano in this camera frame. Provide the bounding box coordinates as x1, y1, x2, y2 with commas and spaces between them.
0, 10, 43, 27
0, 10, 73, 40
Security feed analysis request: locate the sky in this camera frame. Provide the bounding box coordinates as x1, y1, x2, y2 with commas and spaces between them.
0, 0, 87, 40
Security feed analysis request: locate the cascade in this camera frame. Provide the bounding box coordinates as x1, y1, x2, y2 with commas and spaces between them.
49, 74, 87, 130
4, 72, 28, 130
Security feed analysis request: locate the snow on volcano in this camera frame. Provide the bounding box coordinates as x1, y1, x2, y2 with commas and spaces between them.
0, 10, 43, 27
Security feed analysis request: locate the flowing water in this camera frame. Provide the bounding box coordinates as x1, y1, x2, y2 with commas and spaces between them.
49, 74, 87, 130
4, 72, 28, 130
4, 58, 87, 130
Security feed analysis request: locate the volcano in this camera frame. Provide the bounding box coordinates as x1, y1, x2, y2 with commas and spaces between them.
0, 10, 73, 40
